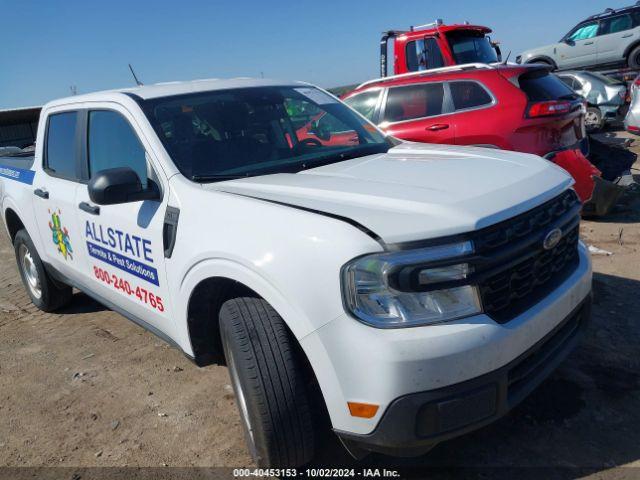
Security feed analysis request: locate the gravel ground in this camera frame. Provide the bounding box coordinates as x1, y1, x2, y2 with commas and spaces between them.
0, 135, 639, 479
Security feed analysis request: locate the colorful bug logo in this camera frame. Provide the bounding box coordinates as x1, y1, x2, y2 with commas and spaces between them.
49, 209, 73, 260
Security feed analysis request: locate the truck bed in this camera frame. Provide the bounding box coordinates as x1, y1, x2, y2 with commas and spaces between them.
0, 154, 36, 185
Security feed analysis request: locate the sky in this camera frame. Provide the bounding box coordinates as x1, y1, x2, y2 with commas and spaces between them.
0, 0, 633, 109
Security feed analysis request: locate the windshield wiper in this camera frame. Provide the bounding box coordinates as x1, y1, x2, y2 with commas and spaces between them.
294, 144, 390, 171
191, 174, 250, 183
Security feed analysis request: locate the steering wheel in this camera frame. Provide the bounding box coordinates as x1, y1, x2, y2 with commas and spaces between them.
295, 138, 323, 151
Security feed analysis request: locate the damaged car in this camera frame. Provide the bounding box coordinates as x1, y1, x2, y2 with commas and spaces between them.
557, 71, 627, 132
624, 73, 640, 134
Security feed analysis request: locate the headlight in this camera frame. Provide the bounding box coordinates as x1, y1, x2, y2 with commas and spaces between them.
342, 241, 482, 328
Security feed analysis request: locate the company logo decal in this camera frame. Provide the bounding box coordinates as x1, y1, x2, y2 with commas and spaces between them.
0, 166, 35, 185
49, 209, 73, 260
85, 221, 159, 286
543, 228, 563, 251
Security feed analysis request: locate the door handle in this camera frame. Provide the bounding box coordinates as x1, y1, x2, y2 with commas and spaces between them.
622, 34, 633, 38
584, 41, 594, 45
426, 123, 449, 131
34, 188, 49, 199
79, 202, 100, 215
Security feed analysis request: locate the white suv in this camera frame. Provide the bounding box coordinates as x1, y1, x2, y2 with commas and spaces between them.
517, 4, 640, 70
0, 78, 592, 466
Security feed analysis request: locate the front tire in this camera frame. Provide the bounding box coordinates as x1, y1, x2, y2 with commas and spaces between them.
219, 297, 315, 467
628, 45, 640, 68
585, 107, 604, 133
13, 229, 72, 312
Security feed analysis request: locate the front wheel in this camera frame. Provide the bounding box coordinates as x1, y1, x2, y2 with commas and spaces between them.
13, 229, 72, 312
219, 297, 315, 467
585, 107, 604, 133
628, 45, 640, 68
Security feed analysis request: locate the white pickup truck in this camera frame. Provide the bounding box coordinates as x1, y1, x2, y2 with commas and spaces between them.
0, 78, 592, 467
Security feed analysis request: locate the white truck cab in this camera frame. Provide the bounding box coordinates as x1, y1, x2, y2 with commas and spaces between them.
0, 78, 592, 466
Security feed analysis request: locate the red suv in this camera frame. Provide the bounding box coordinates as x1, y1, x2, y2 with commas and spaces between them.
343, 64, 588, 158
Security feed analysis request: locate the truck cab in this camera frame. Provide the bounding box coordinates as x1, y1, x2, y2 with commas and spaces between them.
381, 20, 501, 77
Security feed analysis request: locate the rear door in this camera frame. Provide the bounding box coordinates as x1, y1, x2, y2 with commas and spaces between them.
597, 13, 638, 65
557, 21, 599, 68
445, 80, 498, 147
380, 82, 457, 144
75, 107, 173, 332
32, 110, 84, 280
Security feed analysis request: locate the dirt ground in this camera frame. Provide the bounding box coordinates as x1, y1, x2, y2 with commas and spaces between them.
1, 133, 639, 479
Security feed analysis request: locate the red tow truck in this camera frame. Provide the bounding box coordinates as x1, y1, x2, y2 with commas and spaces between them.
379, 19, 502, 77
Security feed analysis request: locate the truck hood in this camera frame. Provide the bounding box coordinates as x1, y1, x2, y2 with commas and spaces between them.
207, 143, 573, 244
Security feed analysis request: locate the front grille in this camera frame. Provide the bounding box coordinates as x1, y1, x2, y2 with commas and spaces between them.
471, 189, 582, 323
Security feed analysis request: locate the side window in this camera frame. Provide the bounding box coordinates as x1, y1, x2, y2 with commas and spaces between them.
406, 38, 444, 72
344, 90, 381, 121
88, 110, 148, 188
383, 83, 445, 123
449, 82, 493, 110
558, 76, 576, 90
45, 111, 79, 180
600, 14, 633, 35
567, 22, 599, 41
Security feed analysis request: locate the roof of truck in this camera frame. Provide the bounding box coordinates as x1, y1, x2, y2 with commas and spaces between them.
44, 78, 307, 108
395, 23, 491, 41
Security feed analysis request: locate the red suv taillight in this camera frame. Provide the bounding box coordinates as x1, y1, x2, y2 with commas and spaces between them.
526, 100, 573, 118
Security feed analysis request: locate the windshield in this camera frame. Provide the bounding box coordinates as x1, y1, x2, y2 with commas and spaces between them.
141, 86, 390, 182
446, 31, 498, 64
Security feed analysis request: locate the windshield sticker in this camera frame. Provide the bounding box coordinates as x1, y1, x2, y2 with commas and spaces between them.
85, 221, 159, 286
49, 209, 73, 260
0, 166, 35, 185
294, 88, 338, 105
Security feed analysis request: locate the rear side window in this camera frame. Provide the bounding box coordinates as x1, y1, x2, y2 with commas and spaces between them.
344, 90, 381, 121
384, 83, 445, 123
600, 14, 633, 35
518, 71, 576, 101
450, 81, 493, 110
45, 112, 78, 179
406, 38, 445, 72
88, 110, 148, 188
558, 75, 580, 90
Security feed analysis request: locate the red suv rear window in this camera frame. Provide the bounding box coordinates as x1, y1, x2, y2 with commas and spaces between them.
518, 70, 577, 101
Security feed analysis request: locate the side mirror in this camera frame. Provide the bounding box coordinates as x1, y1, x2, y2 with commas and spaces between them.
494, 44, 502, 62
564, 38, 575, 46
88, 167, 159, 205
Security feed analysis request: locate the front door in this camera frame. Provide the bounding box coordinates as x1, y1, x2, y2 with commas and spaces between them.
74, 107, 173, 333
557, 21, 599, 68
32, 110, 84, 281
380, 82, 456, 144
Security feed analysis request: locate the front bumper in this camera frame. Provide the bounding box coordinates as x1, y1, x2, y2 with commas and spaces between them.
336, 296, 591, 457
301, 243, 592, 450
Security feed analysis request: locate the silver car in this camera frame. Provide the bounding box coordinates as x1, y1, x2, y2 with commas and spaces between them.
556, 71, 627, 131
624, 73, 640, 133
516, 4, 640, 70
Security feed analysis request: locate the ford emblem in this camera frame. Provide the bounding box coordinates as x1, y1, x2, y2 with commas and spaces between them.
543, 228, 563, 250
